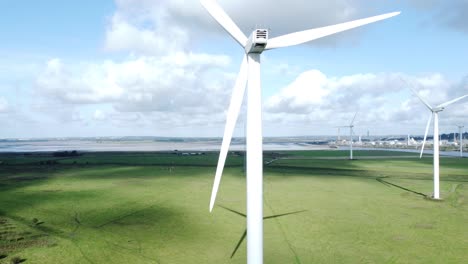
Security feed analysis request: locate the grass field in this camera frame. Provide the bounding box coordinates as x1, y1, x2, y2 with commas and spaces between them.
0, 150, 467, 263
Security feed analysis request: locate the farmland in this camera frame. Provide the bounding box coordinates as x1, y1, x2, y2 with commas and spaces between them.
0, 150, 467, 263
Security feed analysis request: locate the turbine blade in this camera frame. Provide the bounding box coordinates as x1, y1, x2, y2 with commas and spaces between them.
200, 0, 247, 47
420, 113, 433, 158
401, 77, 433, 111
265, 11, 400, 50
350, 112, 358, 126
209, 55, 249, 212
436, 94, 468, 108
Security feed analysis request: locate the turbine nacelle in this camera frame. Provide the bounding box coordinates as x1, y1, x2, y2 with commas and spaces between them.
432, 107, 444, 113
244, 29, 268, 54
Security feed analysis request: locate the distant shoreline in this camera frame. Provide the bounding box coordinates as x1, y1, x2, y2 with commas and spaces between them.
0, 139, 332, 153
1, 138, 465, 157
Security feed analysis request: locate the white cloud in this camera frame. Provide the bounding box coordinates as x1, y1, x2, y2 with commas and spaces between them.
0, 97, 9, 113
93, 109, 107, 121
200, 0, 363, 37
104, 0, 395, 54
105, 12, 189, 55
34, 55, 468, 136
36, 53, 230, 102
263, 70, 468, 135
35, 52, 233, 127
14, 0, 466, 137
36, 58, 124, 104
266, 70, 330, 114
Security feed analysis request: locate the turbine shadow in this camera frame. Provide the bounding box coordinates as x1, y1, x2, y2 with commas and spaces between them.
231, 229, 247, 259
376, 177, 427, 197
218, 205, 306, 258
218, 205, 246, 218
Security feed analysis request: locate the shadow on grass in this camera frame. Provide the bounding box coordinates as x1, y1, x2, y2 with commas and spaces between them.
0, 190, 103, 221
265, 165, 379, 179
218, 205, 306, 259
376, 177, 427, 197
9, 256, 27, 263
0, 152, 244, 168
0, 152, 245, 190
265, 163, 468, 183
94, 204, 160, 228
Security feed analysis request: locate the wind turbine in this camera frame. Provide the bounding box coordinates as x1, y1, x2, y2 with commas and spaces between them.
404, 81, 468, 199
338, 112, 358, 159
338, 127, 341, 143
200, 1, 400, 262
457, 125, 464, 157
335, 127, 342, 144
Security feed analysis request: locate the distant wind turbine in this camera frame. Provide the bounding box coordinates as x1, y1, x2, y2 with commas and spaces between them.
338, 127, 341, 142
201, 0, 400, 262
338, 112, 358, 159
403, 79, 468, 199
457, 125, 464, 157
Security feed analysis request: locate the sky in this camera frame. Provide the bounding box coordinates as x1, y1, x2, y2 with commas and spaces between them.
0, 0, 467, 138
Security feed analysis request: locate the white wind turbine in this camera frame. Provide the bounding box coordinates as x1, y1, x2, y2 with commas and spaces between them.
337, 127, 341, 143
338, 112, 358, 159
457, 125, 464, 157
200, 1, 400, 262
404, 80, 468, 199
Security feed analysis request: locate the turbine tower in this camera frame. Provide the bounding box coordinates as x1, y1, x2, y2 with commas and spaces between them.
200, 1, 400, 262
457, 125, 464, 157
404, 80, 468, 199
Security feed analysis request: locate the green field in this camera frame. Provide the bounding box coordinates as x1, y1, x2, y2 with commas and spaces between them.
0, 150, 467, 263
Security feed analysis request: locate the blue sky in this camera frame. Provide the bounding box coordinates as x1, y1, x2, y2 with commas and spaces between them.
0, 1, 114, 56
0, 0, 467, 138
